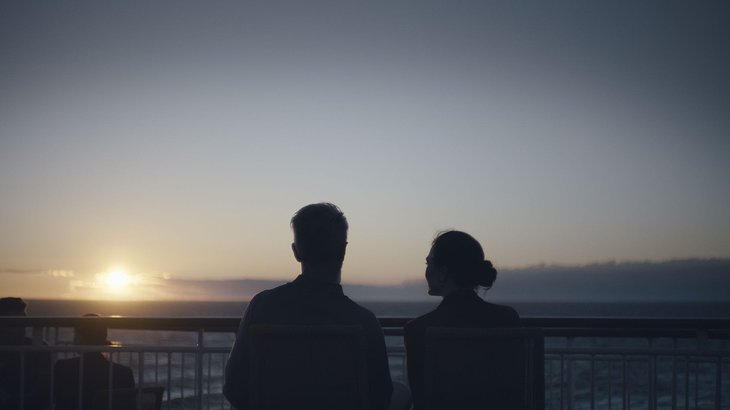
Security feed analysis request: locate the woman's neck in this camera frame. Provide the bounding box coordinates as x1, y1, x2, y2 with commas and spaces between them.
439, 280, 474, 299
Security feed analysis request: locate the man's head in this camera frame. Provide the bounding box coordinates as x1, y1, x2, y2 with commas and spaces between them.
291, 203, 348, 279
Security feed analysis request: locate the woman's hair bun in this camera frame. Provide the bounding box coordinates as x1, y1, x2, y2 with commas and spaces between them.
477, 259, 498, 287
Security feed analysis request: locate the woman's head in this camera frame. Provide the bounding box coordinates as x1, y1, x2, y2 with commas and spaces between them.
425, 230, 497, 295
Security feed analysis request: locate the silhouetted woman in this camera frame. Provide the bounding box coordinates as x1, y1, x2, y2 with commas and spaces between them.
404, 230, 519, 410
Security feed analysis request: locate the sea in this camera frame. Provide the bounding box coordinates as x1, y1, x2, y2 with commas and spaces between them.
21, 299, 730, 410
24, 298, 730, 319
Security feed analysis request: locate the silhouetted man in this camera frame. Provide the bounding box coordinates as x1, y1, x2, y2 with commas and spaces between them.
53, 314, 135, 410
223, 203, 393, 410
0, 297, 51, 410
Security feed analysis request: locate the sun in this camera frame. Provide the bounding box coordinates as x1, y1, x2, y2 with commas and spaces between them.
103, 268, 131, 292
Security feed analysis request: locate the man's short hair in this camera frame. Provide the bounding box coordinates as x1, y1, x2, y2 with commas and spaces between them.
0, 297, 27, 316
291, 203, 348, 264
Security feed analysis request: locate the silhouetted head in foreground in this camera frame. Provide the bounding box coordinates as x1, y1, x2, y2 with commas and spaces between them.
425, 230, 497, 297
0, 297, 27, 344
0, 297, 27, 316
74, 313, 110, 345
291, 202, 348, 283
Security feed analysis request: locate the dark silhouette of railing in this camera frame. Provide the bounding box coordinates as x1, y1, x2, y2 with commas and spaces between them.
2, 317, 729, 409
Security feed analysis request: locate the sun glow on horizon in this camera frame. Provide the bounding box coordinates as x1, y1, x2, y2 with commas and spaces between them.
80, 267, 172, 300
100, 268, 131, 294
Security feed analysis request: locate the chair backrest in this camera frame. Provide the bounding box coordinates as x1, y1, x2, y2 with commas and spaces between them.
422, 327, 544, 410
247, 325, 370, 410
91, 386, 164, 410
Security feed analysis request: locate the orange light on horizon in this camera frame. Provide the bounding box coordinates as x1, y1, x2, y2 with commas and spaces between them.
98, 267, 132, 296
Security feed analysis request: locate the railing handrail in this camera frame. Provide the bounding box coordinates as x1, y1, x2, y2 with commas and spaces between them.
0, 345, 232, 353
2, 316, 730, 338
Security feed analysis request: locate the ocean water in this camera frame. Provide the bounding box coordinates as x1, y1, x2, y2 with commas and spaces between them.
21, 299, 730, 410
25, 298, 730, 319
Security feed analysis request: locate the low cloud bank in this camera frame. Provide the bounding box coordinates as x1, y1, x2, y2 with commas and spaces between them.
491, 259, 730, 302
5, 259, 727, 302
162, 259, 729, 302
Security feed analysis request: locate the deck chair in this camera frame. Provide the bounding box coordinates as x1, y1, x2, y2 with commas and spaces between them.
247, 325, 370, 410
91, 386, 164, 410
422, 327, 544, 410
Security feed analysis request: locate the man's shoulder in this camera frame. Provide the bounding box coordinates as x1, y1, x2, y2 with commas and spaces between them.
244, 283, 296, 314
245, 278, 380, 328
341, 295, 379, 321
249, 281, 295, 301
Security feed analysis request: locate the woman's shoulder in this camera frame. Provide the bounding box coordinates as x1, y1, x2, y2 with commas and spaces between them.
479, 300, 520, 322
404, 308, 446, 339
405, 309, 436, 331
406, 298, 520, 336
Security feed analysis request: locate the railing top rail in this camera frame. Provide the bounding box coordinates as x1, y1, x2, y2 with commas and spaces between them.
384, 316, 730, 329
2, 316, 730, 337
0, 316, 240, 331
0, 345, 232, 353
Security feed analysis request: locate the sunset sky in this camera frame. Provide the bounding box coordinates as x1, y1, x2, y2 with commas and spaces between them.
1, 2, 729, 300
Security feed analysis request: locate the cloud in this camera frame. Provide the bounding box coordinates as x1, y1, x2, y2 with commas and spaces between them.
0, 268, 45, 275
154, 258, 730, 302
47, 270, 75, 278
65, 270, 174, 300
490, 258, 730, 302
0, 268, 76, 278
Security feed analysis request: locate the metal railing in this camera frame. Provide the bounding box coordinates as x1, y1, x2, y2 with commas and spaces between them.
2, 317, 729, 410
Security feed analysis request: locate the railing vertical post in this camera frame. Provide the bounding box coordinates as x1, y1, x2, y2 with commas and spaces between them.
684, 356, 689, 410
548, 357, 553, 409
560, 354, 565, 410
181, 352, 186, 402
649, 338, 656, 410
715, 356, 721, 410
166, 352, 172, 410
219, 353, 225, 410
49, 349, 55, 410
155, 353, 160, 384
622, 355, 628, 410
78, 353, 85, 410
698, 330, 708, 410
671, 338, 677, 410
606, 357, 613, 410
590, 355, 595, 410
196, 328, 205, 410
109, 351, 114, 410
26, 325, 41, 410
138, 351, 145, 410
558, 353, 565, 410
567, 338, 573, 410
694, 360, 699, 410
32, 325, 43, 345
206, 348, 212, 410
19, 351, 25, 410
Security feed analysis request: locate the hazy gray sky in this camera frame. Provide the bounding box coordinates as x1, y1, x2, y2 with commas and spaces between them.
1, 1, 729, 299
